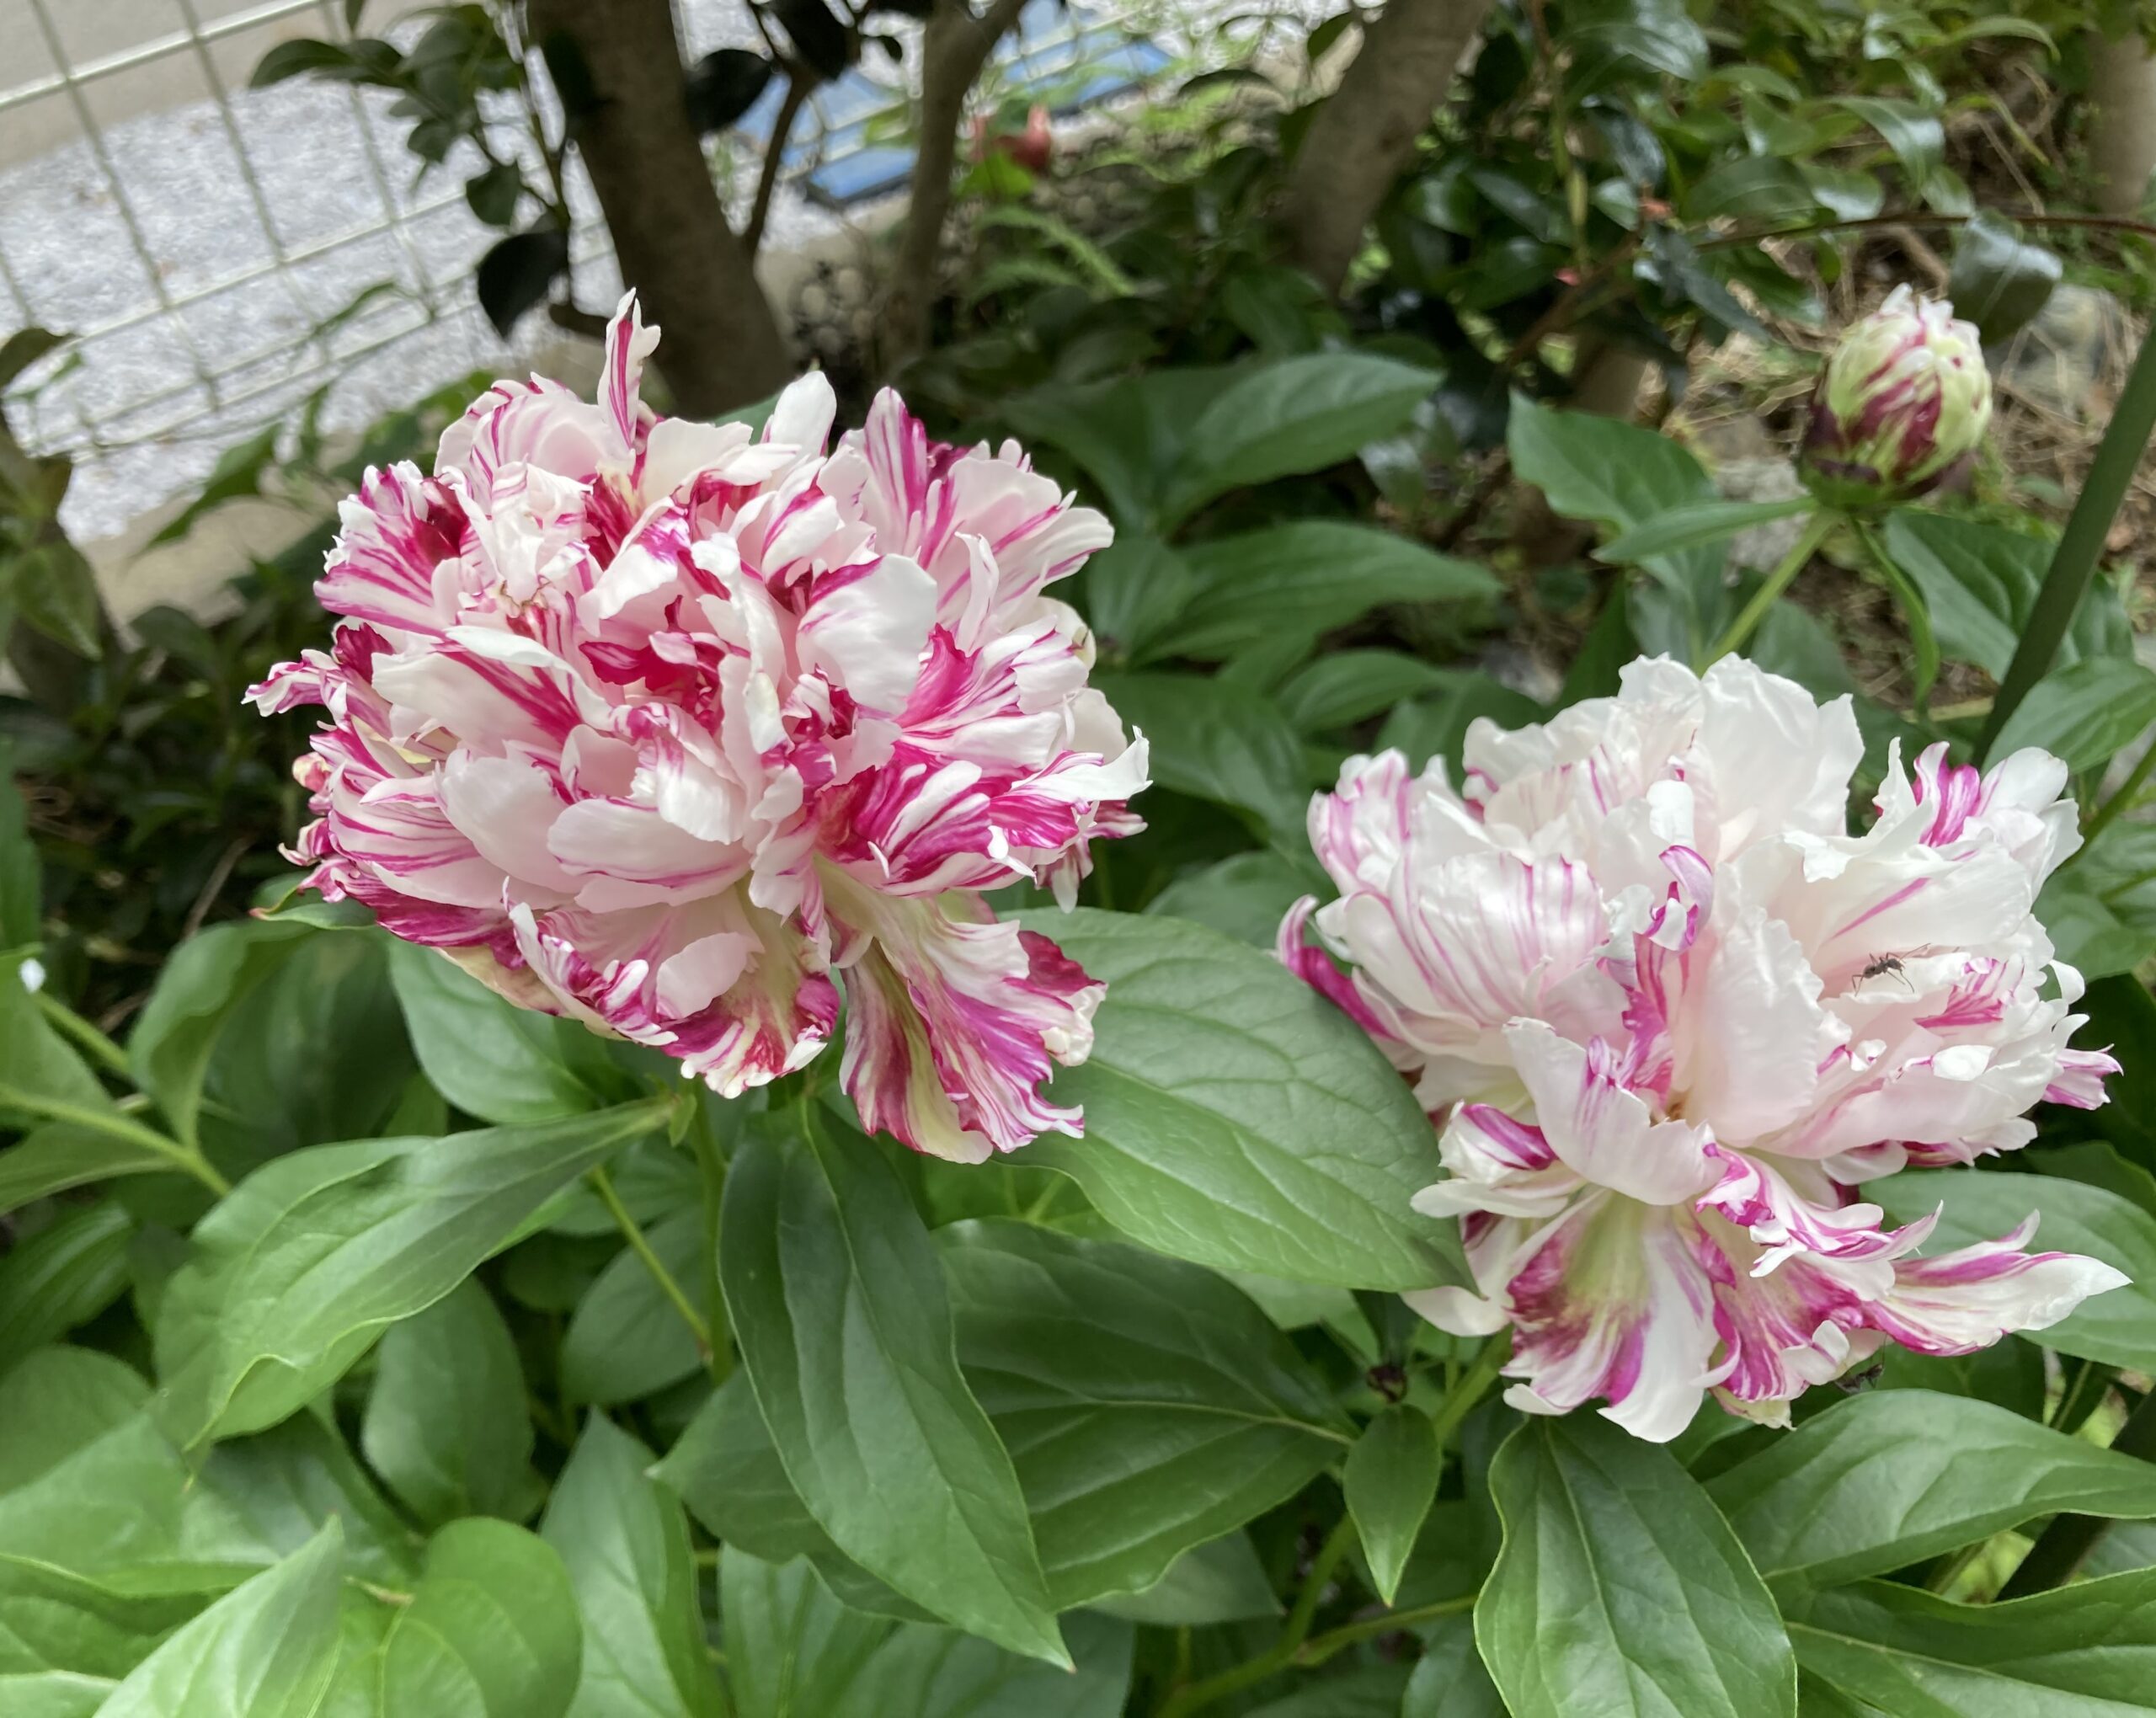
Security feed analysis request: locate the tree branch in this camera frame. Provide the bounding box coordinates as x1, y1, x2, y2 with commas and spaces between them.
526, 0, 790, 414
746, 73, 813, 258
1277, 0, 1497, 296
879, 0, 1033, 374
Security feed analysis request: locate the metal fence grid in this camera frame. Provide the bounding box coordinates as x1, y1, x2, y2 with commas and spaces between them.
0, 0, 1279, 542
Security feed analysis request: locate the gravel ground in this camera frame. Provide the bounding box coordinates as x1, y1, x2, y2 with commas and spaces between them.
1, 0, 1312, 542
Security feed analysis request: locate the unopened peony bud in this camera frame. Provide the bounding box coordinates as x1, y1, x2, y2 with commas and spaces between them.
1801, 285, 1993, 510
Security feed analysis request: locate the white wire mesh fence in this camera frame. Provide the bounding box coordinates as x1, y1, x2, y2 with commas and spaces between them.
0, 0, 1299, 542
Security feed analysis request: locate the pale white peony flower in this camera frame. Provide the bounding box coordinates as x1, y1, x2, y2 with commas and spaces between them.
1281, 656, 2125, 1442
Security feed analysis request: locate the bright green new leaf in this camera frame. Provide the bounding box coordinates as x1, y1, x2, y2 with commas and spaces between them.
155, 1102, 664, 1447
1708, 1389, 2156, 1594
539, 1416, 723, 1718
1345, 1404, 1440, 1604
1476, 1415, 1797, 1718
380, 1518, 582, 1718
0, 1346, 149, 1496
0, 1554, 206, 1695
721, 1113, 1064, 1663
94, 1523, 345, 1718
1017, 910, 1464, 1290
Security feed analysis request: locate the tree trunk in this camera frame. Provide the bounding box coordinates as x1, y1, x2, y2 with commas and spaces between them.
527, 0, 791, 414
1277, 0, 1495, 296
880, 0, 1032, 375
2087, 27, 2156, 218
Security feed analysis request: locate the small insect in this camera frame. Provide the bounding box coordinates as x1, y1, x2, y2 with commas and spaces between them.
1834, 1360, 1886, 1395
1859, 953, 1913, 990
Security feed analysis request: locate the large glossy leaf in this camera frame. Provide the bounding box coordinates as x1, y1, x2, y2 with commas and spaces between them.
1872, 1169, 2156, 1371
937, 1219, 1351, 1607
125, 918, 323, 1149
0, 1346, 149, 1496
1157, 354, 1435, 531
156, 1102, 663, 1446
1084, 533, 1198, 664
1880, 512, 2126, 682
1000, 369, 1241, 531
722, 1547, 1134, 1718
1017, 910, 1463, 1289
1786, 1568, 2156, 1714
0, 1554, 206, 1703
93, 1523, 344, 1718
1476, 1415, 1797, 1718
1508, 394, 1723, 657
196, 931, 414, 1162
540, 1416, 723, 1718
1346, 1404, 1440, 1604
386, 940, 628, 1125
721, 1112, 1063, 1663
0, 1202, 132, 1373
360, 1278, 537, 1529
0, 1417, 200, 1578
1091, 672, 1310, 837
1086, 1533, 1280, 1625
380, 1519, 582, 1718
1991, 655, 2156, 775
1145, 852, 1314, 949
1274, 651, 1456, 733
191, 1412, 420, 1587
653, 1374, 927, 1623
0, 1123, 181, 1217
0, 952, 112, 1119
1145, 522, 1494, 663
1707, 1390, 2156, 1594
560, 1208, 706, 1405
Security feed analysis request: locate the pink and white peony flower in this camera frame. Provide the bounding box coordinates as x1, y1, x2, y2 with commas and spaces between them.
253, 295, 1147, 1162
1281, 657, 2125, 1441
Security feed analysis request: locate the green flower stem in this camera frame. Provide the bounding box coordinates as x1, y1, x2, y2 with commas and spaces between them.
1156, 1332, 1511, 1718
587, 1161, 711, 1358
1428, 1331, 1510, 1454
687, 1107, 733, 1382
1704, 511, 1841, 669
1296, 1592, 1480, 1668
0, 1083, 230, 1197
35, 992, 132, 1078
1981, 312, 2156, 762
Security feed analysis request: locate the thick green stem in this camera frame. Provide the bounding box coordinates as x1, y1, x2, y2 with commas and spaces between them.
688, 1109, 733, 1382
2076, 739, 2156, 856
588, 1162, 711, 1357
0, 1084, 229, 1196
1705, 512, 1840, 669
1428, 1331, 1510, 1454
1981, 317, 2156, 762
1297, 1592, 1480, 1667
35, 994, 132, 1078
